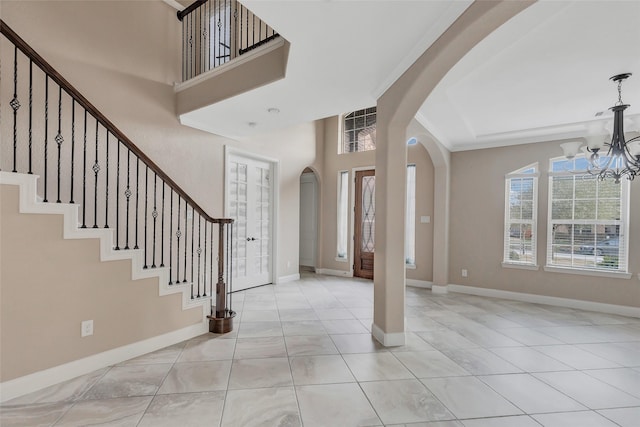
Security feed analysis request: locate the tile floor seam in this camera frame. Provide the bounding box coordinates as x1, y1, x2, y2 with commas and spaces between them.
130, 344, 186, 426
3, 275, 640, 427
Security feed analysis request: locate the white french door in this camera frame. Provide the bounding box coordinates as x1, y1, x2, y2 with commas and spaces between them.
226, 153, 273, 291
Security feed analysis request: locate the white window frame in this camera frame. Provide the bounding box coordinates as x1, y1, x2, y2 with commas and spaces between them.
545, 156, 631, 277
406, 164, 416, 268
336, 170, 349, 261
503, 163, 539, 269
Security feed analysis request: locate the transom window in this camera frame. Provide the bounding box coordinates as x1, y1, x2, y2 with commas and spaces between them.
504, 164, 538, 266
547, 156, 629, 272
342, 107, 376, 153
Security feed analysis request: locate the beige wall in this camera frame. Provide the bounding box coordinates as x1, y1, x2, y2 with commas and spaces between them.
317, 116, 434, 282
449, 139, 640, 307
1, 0, 317, 281
0, 184, 202, 382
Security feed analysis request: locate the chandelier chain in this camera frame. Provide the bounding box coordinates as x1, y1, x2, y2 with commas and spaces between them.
617, 79, 623, 106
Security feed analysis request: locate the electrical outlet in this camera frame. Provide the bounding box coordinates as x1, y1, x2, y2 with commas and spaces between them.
81, 320, 93, 337
461, 269, 468, 278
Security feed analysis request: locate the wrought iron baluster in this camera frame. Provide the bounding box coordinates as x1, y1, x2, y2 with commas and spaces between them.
28, 60, 33, 174
245, 6, 249, 57
223, 0, 227, 64
43, 77, 49, 201
160, 180, 165, 267
81, 109, 87, 222
239, 2, 243, 57
210, 222, 214, 303
189, 14, 193, 79
218, 0, 222, 67
104, 131, 110, 228
134, 158, 140, 250
69, 99, 75, 203
200, 5, 204, 75
152, 172, 158, 268
176, 195, 181, 283
191, 206, 195, 294
143, 165, 149, 268
203, 221, 208, 297
183, 202, 188, 283
115, 141, 121, 250
208, 0, 211, 71
124, 149, 131, 250
11, 45, 19, 173
169, 190, 174, 283
56, 87, 63, 204
233, 1, 237, 60
197, 214, 201, 298
93, 120, 100, 228
182, 14, 185, 81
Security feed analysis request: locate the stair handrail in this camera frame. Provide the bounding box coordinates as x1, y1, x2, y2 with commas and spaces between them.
1, 19, 236, 332
0, 19, 231, 226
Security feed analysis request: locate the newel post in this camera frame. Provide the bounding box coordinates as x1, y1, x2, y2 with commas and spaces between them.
208, 219, 236, 333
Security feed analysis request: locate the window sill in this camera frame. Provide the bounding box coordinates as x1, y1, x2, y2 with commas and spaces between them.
502, 262, 539, 271
543, 265, 633, 280
406, 264, 416, 270
335, 257, 348, 263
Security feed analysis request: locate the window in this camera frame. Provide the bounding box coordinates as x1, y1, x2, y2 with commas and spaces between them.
547, 156, 629, 272
342, 107, 376, 153
406, 165, 416, 266
504, 164, 538, 266
336, 171, 349, 260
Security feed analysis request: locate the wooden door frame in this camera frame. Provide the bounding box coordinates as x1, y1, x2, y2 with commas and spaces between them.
224, 146, 279, 288
353, 168, 375, 279
349, 166, 375, 277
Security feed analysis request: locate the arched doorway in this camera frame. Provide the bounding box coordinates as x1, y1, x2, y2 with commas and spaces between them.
299, 168, 318, 272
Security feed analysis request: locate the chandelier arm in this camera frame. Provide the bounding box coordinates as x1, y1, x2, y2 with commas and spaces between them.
627, 135, 640, 143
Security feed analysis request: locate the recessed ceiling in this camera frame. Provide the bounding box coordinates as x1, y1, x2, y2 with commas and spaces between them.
418, 0, 640, 151
179, 0, 472, 139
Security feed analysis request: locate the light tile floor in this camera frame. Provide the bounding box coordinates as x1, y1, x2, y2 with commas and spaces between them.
2, 273, 640, 426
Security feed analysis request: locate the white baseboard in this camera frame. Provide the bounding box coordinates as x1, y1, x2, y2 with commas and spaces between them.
0, 321, 208, 403
315, 268, 353, 277
447, 284, 640, 318
431, 285, 449, 294
371, 323, 406, 347
406, 279, 432, 289
277, 274, 300, 284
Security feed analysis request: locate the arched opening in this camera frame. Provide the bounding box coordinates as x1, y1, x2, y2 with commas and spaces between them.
299, 167, 319, 273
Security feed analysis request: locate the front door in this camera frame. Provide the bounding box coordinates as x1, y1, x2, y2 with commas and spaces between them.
226, 154, 273, 291
354, 170, 375, 279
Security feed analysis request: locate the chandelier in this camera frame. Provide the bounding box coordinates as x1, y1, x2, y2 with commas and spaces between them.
561, 73, 640, 183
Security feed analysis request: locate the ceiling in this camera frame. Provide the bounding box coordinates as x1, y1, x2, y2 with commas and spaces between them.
179, 0, 640, 151
418, 0, 640, 151
179, 0, 472, 139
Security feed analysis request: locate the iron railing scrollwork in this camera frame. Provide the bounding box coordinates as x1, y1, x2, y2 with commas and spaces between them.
178, 0, 280, 81
0, 20, 235, 326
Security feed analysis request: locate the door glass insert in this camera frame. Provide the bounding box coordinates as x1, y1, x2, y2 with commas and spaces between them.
361, 176, 375, 252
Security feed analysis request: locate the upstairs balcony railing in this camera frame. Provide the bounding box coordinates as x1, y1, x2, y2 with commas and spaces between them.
0, 20, 236, 332
178, 0, 280, 81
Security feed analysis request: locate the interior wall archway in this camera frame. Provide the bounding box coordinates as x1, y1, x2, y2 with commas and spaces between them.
372, 0, 535, 344
299, 167, 319, 271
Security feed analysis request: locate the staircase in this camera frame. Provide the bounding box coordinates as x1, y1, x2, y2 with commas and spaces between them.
0, 19, 235, 401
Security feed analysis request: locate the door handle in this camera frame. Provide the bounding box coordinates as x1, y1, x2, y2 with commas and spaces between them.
246, 237, 257, 241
